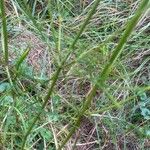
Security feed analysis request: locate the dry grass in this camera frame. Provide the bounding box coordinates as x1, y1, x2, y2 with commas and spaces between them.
0, 0, 150, 149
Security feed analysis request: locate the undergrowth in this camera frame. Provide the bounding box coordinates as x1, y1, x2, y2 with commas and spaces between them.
0, 0, 150, 150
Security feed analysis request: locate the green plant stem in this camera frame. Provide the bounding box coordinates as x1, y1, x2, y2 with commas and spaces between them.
58, 0, 149, 149
15, 47, 30, 70
15, 0, 47, 43
21, 66, 61, 149
21, 0, 102, 149
0, 0, 8, 65
58, 86, 97, 150
0, 0, 13, 85
69, 0, 102, 50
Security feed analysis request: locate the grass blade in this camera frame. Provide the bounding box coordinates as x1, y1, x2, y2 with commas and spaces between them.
15, 47, 30, 71
0, 0, 13, 85
21, 0, 102, 149
0, 0, 8, 65
58, 0, 149, 149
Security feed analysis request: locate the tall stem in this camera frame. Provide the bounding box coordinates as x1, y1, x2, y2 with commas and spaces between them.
58, 0, 149, 149
21, 0, 102, 149
0, 0, 8, 65
0, 0, 13, 85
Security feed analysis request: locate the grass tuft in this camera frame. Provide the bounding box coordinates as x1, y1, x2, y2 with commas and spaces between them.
0, 0, 150, 149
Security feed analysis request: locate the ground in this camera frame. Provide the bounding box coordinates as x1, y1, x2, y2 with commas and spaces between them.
0, 0, 150, 150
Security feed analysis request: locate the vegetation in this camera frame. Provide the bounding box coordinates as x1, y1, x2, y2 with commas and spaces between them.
0, 0, 150, 149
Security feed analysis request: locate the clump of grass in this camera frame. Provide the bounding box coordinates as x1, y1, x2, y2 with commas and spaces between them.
0, 0, 150, 150
58, 1, 149, 149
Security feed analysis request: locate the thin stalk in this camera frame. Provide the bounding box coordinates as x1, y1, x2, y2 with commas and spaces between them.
58, 0, 149, 149
10, 0, 21, 27
14, 47, 30, 80
0, 0, 13, 85
15, 47, 30, 71
69, 0, 102, 50
0, 0, 8, 65
5, 66, 13, 86
21, 66, 61, 149
57, 15, 62, 64
15, 0, 47, 43
21, 1, 102, 149
90, 86, 150, 115
58, 86, 97, 150
64, 21, 128, 71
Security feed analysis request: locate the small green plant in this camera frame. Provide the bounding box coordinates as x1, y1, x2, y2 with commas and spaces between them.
131, 91, 150, 122
139, 92, 150, 120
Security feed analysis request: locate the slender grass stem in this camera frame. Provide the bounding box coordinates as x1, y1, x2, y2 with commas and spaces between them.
21, 1, 102, 149
57, 15, 62, 63
58, 86, 97, 150
0, 0, 13, 85
15, 47, 30, 71
69, 0, 102, 50
15, 0, 48, 43
21, 66, 61, 149
0, 0, 8, 65
58, 0, 149, 149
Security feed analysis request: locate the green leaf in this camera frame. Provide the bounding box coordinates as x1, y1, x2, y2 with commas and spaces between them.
139, 101, 146, 107
137, 126, 150, 138
141, 108, 150, 120
52, 95, 61, 107
15, 47, 30, 70
39, 128, 52, 141
1, 95, 13, 105
0, 82, 11, 93
146, 130, 150, 137
140, 92, 147, 101
48, 112, 60, 122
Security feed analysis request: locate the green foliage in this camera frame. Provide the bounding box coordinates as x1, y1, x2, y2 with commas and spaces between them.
39, 128, 53, 142
139, 92, 150, 120
132, 91, 150, 122
0, 0, 150, 149
15, 47, 30, 71
0, 82, 11, 93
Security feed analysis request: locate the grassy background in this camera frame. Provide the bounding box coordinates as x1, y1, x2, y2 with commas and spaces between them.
0, 0, 150, 149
